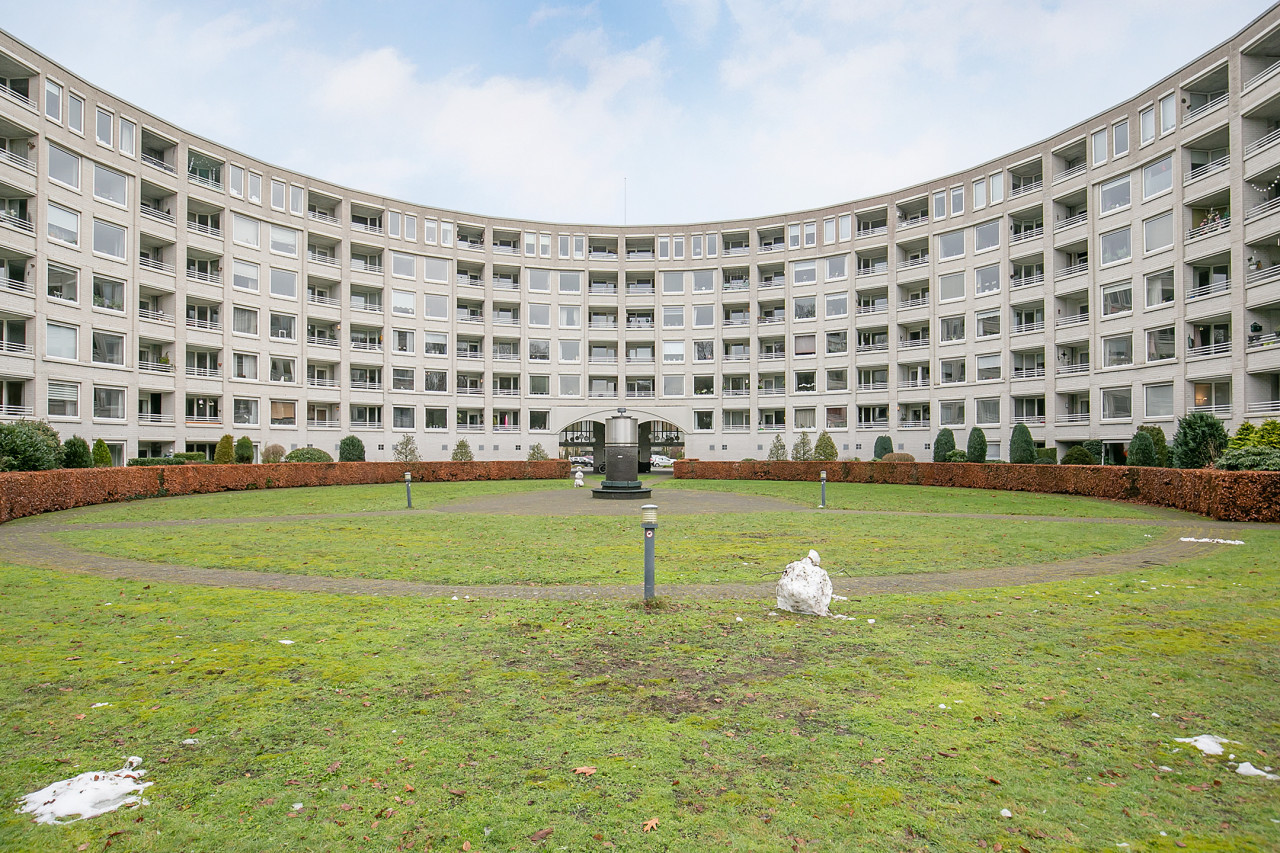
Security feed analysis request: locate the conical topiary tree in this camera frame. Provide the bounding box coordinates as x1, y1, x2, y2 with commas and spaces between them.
873, 435, 893, 460
1128, 430, 1157, 466
1137, 425, 1169, 467
339, 435, 366, 462
451, 439, 474, 461
813, 431, 838, 461
966, 427, 987, 463
234, 436, 254, 463
1171, 412, 1229, 469
213, 434, 235, 464
933, 428, 956, 462
1082, 439, 1104, 465
526, 443, 549, 461
92, 438, 112, 468
766, 434, 788, 461
62, 435, 93, 469
791, 432, 813, 461
1010, 423, 1037, 464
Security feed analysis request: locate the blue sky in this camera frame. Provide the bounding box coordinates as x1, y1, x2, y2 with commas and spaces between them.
3, 1, 1272, 224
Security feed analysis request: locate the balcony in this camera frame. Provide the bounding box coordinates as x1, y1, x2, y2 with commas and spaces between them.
1011, 415, 1046, 425
350, 340, 383, 353
1187, 340, 1232, 358
142, 153, 175, 174
1247, 399, 1280, 414
350, 380, 383, 391
899, 419, 930, 430
137, 413, 175, 425
187, 220, 221, 240
185, 415, 222, 425
1056, 313, 1089, 328
1009, 177, 1043, 199
1012, 320, 1045, 334
1185, 92, 1228, 123
1247, 126, 1280, 157
1054, 212, 1088, 232
1012, 366, 1047, 379
0, 339, 32, 356
308, 293, 341, 308
897, 256, 929, 271
185, 366, 222, 379
307, 419, 340, 428
1186, 155, 1230, 183
1056, 363, 1089, 376
897, 212, 928, 230
1053, 163, 1087, 184
1187, 279, 1230, 300
307, 377, 339, 388
1245, 196, 1280, 221
308, 210, 340, 226
899, 296, 929, 310
307, 335, 340, 348
1055, 262, 1087, 279
1010, 225, 1044, 244
185, 317, 222, 332
1189, 403, 1231, 417
0, 211, 33, 235
1056, 412, 1090, 424
140, 205, 174, 224
186, 268, 221, 285
1186, 218, 1230, 241
308, 251, 340, 267
140, 256, 175, 274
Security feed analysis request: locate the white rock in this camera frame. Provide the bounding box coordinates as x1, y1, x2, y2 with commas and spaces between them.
775, 552, 832, 617
1000, 808, 1012, 818
1236, 762, 1280, 780
16, 757, 152, 824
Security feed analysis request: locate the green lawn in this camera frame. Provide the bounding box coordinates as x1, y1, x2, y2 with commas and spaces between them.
661, 479, 1169, 519
1, 529, 1277, 851
52, 511, 1155, 585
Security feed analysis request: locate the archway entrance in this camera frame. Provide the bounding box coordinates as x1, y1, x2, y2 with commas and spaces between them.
558, 416, 685, 472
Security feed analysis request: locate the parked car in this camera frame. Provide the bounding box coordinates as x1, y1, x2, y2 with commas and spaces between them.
569, 455, 593, 466
649, 455, 675, 468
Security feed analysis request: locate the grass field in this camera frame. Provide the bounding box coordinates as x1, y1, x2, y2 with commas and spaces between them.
2, 480, 1276, 852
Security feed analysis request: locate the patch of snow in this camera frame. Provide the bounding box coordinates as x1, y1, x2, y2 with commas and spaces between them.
16, 757, 151, 824
735, 617, 743, 622
1000, 808, 1012, 818
1236, 762, 1279, 781
1152, 713, 1160, 718
91, 703, 110, 709
278, 640, 294, 645
292, 802, 303, 810
775, 551, 832, 617
1174, 735, 1239, 755
1158, 766, 1173, 772
938, 704, 948, 710
867, 619, 875, 624
181, 739, 198, 745
832, 594, 848, 601
1179, 537, 1244, 545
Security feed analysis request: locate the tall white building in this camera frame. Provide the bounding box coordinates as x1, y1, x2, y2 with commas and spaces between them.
1, 9, 1280, 463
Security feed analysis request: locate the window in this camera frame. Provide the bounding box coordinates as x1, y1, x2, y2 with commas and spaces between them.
269, 268, 297, 299
423, 369, 447, 391
232, 261, 259, 293
248, 172, 262, 204
663, 271, 684, 294
93, 386, 125, 420
424, 408, 448, 429
232, 307, 258, 335
1144, 212, 1173, 253
269, 313, 296, 341
1102, 387, 1132, 420
973, 177, 987, 209
392, 290, 414, 316
424, 332, 447, 355
1114, 120, 1129, 156
559, 271, 581, 293
560, 340, 580, 362
827, 331, 847, 354
405, 215, 416, 241
392, 252, 415, 278
692, 269, 714, 292
939, 271, 965, 301
976, 353, 1002, 381
559, 375, 581, 396
976, 264, 999, 295
1101, 281, 1132, 316
1092, 128, 1108, 165
989, 171, 1004, 203
232, 214, 260, 247
67, 92, 83, 133
941, 315, 965, 342
92, 275, 123, 311
1140, 106, 1155, 144
91, 330, 124, 365
92, 219, 126, 259
228, 164, 245, 198
948, 186, 962, 216
232, 352, 256, 379
1100, 227, 1131, 266
44, 79, 61, 120
47, 202, 78, 244
1145, 383, 1174, 418
693, 304, 714, 327
787, 225, 800, 249
839, 214, 852, 241
940, 400, 965, 426
1143, 155, 1173, 198
792, 261, 816, 284
46, 321, 77, 359
694, 340, 715, 361
826, 256, 847, 280
794, 334, 816, 356
1147, 326, 1176, 361
527, 269, 550, 292
421, 294, 445, 320
392, 406, 414, 429
1100, 175, 1130, 213
47, 263, 77, 302
976, 309, 1000, 338
804, 221, 817, 246
1103, 334, 1133, 367
662, 305, 684, 328
1145, 270, 1174, 307
974, 220, 1000, 252
270, 225, 298, 256
423, 257, 449, 283
270, 179, 286, 210
976, 397, 1000, 425
271, 401, 297, 426
663, 341, 685, 363
526, 303, 549, 326
823, 218, 835, 244
937, 229, 964, 259
48, 143, 79, 188
933, 191, 946, 219
826, 292, 848, 318
793, 296, 816, 320
1159, 92, 1176, 134
47, 381, 78, 418
289, 185, 304, 216
95, 108, 112, 146
392, 329, 413, 353
269, 358, 295, 383
119, 118, 135, 156
560, 306, 581, 328
939, 358, 966, 384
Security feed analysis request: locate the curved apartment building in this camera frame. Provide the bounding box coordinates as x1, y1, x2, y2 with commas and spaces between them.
2, 10, 1280, 463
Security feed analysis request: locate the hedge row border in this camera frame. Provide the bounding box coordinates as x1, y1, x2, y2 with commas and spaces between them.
672, 459, 1280, 524
0, 460, 570, 525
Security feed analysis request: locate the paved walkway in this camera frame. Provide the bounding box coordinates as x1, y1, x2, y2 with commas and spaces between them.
0, 484, 1265, 602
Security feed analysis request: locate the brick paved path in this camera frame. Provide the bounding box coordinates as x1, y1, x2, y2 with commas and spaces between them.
0, 484, 1265, 602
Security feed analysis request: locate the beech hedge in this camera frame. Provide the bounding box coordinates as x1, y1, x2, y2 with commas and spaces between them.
0, 460, 569, 525
672, 459, 1280, 523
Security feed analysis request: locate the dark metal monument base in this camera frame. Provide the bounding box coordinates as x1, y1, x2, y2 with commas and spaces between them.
591, 485, 652, 500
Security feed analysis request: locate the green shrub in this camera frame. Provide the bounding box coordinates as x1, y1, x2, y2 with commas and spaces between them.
92, 438, 112, 468
260, 444, 285, 464
392, 434, 420, 463
339, 435, 366, 462
873, 435, 893, 460
1215, 446, 1280, 471
765, 435, 787, 461
1136, 426, 1169, 467
451, 439, 474, 462
966, 427, 987, 463
127, 457, 184, 466
1127, 430, 1157, 467
945, 449, 968, 462
1009, 423, 1036, 464
173, 451, 208, 462
234, 436, 254, 464
1035, 447, 1058, 464
61, 435, 93, 469
1229, 421, 1257, 449
1230, 418, 1280, 450
1061, 446, 1096, 465
213, 434, 235, 465
790, 432, 813, 461
0, 420, 64, 471
813, 431, 838, 461
881, 452, 915, 463
1082, 440, 1104, 465
526, 443, 549, 462
284, 447, 333, 463
1171, 412, 1229, 469
933, 428, 955, 462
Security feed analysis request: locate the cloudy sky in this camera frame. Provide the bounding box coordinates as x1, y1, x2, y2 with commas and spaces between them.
4, 1, 1271, 225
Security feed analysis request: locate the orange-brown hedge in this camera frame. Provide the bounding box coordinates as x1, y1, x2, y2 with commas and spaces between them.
672, 459, 1280, 523
0, 460, 569, 524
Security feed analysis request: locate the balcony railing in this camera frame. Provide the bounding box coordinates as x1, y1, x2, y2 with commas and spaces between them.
0, 339, 33, 355
898, 378, 928, 389
897, 213, 928, 229
1247, 333, 1280, 350
1056, 313, 1089, 328
1247, 264, 1280, 286
0, 85, 34, 110
186, 268, 221, 285
899, 296, 929, 310
187, 220, 221, 239
723, 279, 750, 291
307, 335, 340, 348
1011, 271, 1044, 288
1186, 219, 1229, 240
857, 224, 888, 238
1056, 412, 1090, 424
351, 221, 384, 235
723, 245, 749, 256
457, 237, 485, 251
140, 256, 175, 274
1011, 415, 1046, 425
1012, 366, 1047, 379
139, 308, 171, 324
626, 250, 654, 260
1187, 340, 1232, 357
856, 304, 888, 315
1247, 399, 1280, 414
1010, 225, 1043, 243
308, 293, 341, 308
1012, 320, 1045, 334
350, 340, 383, 352
350, 302, 383, 314
456, 350, 484, 360
0, 211, 33, 234
1186, 156, 1229, 183
185, 317, 221, 331
0, 404, 34, 417
1245, 196, 1280, 221
350, 380, 383, 391
0, 148, 35, 173
308, 210, 340, 225
185, 415, 222, 425
457, 423, 484, 432
307, 418, 340, 428
308, 251, 339, 267
1, 275, 33, 295
187, 171, 222, 191
588, 250, 617, 260
1009, 177, 1043, 198
1189, 403, 1231, 417
899, 419, 930, 429
307, 377, 339, 388
1185, 92, 1228, 123
1246, 125, 1280, 157
1186, 279, 1230, 300
856, 382, 888, 391
350, 260, 383, 274
897, 256, 929, 270
141, 205, 174, 224
1056, 363, 1089, 376
142, 153, 174, 174
185, 366, 222, 378
137, 413, 175, 424
898, 338, 929, 350
1056, 262, 1088, 279
493, 278, 520, 291
1054, 212, 1088, 231
856, 342, 890, 353
1052, 162, 1087, 184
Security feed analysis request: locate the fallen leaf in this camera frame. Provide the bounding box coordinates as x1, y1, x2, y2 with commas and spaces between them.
463, 842, 471, 851
871, 757, 885, 764
529, 827, 553, 842
339, 803, 353, 811
592, 834, 603, 842
642, 818, 659, 832
573, 766, 597, 777
447, 788, 465, 797
987, 776, 1001, 785
326, 761, 341, 773
74, 714, 85, 720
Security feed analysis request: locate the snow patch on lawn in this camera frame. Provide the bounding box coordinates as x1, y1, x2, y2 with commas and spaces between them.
16, 757, 151, 824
